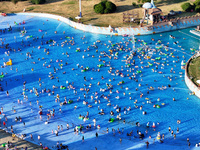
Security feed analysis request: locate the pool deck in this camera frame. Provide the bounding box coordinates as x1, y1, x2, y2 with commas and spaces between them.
1, 12, 200, 36
18, 12, 200, 36
0, 129, 41, 150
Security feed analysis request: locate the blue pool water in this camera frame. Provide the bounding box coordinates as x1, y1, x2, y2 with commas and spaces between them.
1, 14, 200, 150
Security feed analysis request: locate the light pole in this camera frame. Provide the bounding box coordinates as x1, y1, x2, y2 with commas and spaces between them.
79, 0, 82, 17
147, 9, 149, 25
75, 0, 82, 23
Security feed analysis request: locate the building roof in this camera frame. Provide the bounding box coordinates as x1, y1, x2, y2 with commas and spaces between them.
148, 8, 162, 15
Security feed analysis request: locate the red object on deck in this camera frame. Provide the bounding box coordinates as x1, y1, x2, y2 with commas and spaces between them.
1, 13, 7, 16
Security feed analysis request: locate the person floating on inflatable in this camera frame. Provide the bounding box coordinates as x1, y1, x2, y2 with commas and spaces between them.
157, 132, 161, 140
109, 118, 114, 123
68, 100, 73, 104
60, 86, 66, 89
6, 59, 12, 66
146, 122, 150, 128
0, 74, 4, 79
152, 122, 156, 128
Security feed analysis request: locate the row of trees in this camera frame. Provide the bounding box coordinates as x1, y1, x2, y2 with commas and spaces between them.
8, 0, 200, 14
94, 0, 156, 14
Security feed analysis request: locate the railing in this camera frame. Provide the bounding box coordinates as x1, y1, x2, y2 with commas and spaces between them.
153, 14, 200, 27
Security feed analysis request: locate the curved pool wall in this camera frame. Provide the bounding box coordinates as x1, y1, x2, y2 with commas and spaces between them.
18, 12, 200, 35
185, 52, 200, 98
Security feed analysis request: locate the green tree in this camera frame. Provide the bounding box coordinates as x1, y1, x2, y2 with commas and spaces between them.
138, 4, 143, 8
105, 1, 116, 12
195, 5, 200, 12
94, 3, 105, 14
194, 0, 200, 6
132, 2, 137, 6
94, 1, 116, 14
181, 3, 192, 12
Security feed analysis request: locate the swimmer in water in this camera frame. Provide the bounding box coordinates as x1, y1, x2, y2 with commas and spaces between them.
169, 35, 175, 39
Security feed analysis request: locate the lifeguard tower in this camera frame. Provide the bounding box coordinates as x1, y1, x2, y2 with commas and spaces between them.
142, 0, 162, 25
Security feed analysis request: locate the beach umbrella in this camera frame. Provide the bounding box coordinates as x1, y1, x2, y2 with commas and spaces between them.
142, 2, 153, 9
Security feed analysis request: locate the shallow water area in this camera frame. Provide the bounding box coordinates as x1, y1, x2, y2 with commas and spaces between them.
1, 14, 200, 150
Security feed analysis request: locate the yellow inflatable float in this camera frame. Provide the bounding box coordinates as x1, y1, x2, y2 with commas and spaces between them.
6, 59, 12, 66
147, 56, 151, 59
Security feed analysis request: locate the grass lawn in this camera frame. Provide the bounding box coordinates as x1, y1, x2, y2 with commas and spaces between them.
0, 0, 198, 27
188, 56, 200, 86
